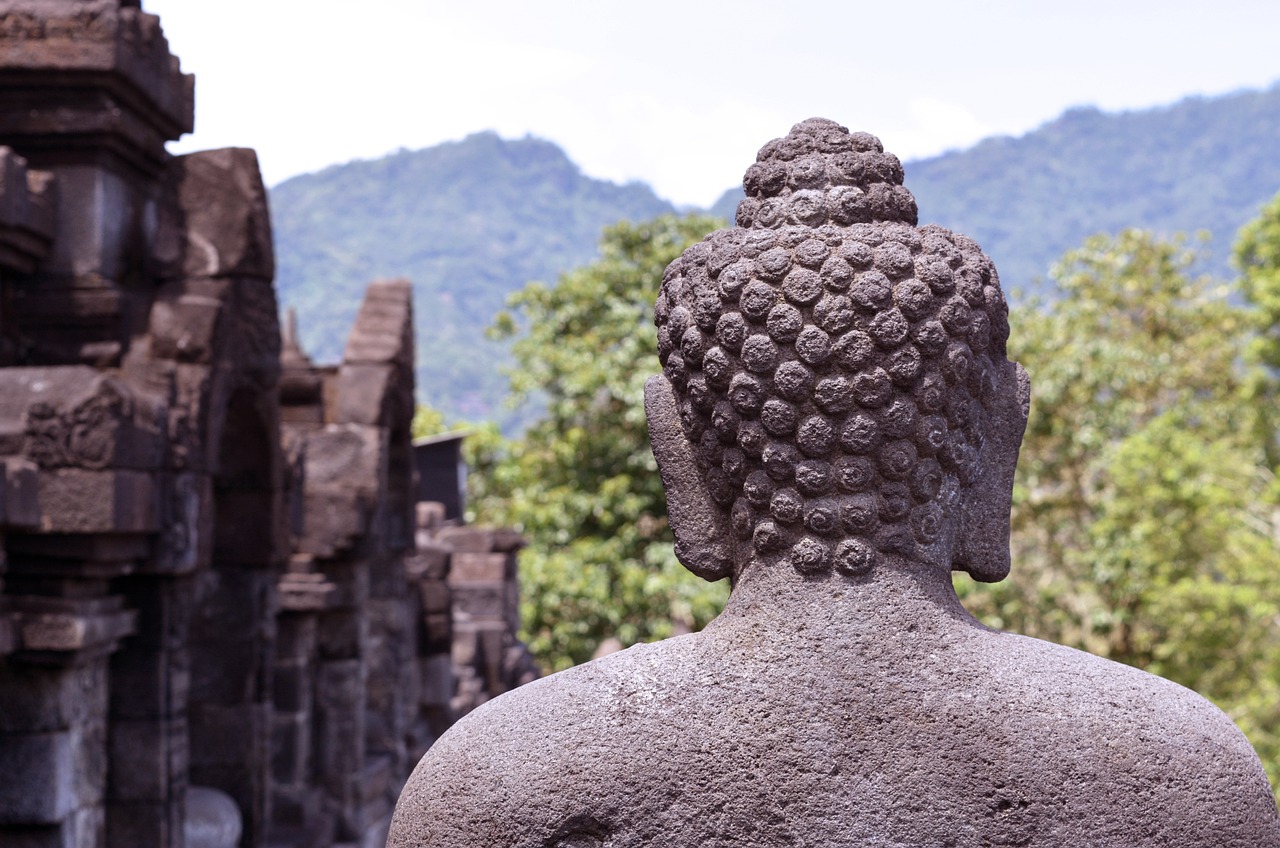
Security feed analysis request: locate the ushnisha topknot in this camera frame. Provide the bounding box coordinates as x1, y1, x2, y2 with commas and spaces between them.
654, 119, 1010, 581
736, 117, 919, 229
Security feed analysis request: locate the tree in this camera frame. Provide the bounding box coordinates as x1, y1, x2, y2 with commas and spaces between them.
955, 229, 1280, 794
478, 214, 729, 671
1236, 190, 1280, 372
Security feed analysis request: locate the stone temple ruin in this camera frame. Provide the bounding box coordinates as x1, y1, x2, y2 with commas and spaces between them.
0, 3, 536, 847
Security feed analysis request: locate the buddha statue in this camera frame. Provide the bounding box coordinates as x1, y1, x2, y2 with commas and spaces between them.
387, 119, 1280, 848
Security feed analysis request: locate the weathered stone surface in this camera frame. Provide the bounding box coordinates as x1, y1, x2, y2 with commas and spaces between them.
108, 645, 190, 720
0, 0, 194, 143
106, 716, 188, 802
341, 279, 413, 367
0, 146, 53, 273
0, 660, 106, 733
448, 552, 510, 583
12, 599, 136, 652
0, 721, 105, 825
0, 457, 40, 528
388, 122, 1280, 847
0, 367, 165, 471
158, 148, 274, 281
33, 467, 157, 534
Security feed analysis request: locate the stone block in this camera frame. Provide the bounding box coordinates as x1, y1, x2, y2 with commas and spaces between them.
189, 566, 275, 644
0, 725, 105, 824
114, 574, 194, 651
448, 580, 506, 620
106, 799, 181, 848
272, 659, 311, 715
298, 490, 369, 558
23, 165, 136, 280
448, 552, 509, 583
505, 580, 522, 633
450, 627, 477, 668
314, 660, 365, 790
331, 363, 392, 428
422, 613, 451, 653
417, 655, 454, 708
275, 612, 317, 659
271, 713, 310, 786
405, 542, 449, 580
150, 472, 209, 575
189, 639, 262, 706
184, 786, 243, 848
13, 599, 136, 654
414, 501, 445, 532
5, 804, 104, 848
1, 457, 40, 529
0, 147, 53, 274
162, 148, 274, 281
341, 280, 413, 367
222, 277, 284, 382
303, 424, 386, 492
34, 468, 158, 534
0, 660, 106, 733
0, 367, 165, 473
316, 559, 368, 607
490, 527, 527, 552
106, 716, 187, 802
147, 286, 224, 364
279, 572, 337, 612
109, 645, 190, 720
189, 702, 268, 769
417, 579, 450, 614
434, 526, 493, 553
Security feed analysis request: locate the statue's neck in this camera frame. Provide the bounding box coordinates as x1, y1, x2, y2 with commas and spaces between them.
707, 554, 981, 647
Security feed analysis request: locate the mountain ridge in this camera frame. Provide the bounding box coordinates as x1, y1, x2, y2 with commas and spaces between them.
271, 84, 1280, 425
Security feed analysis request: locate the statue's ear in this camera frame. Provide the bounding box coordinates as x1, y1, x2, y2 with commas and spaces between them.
954, 362, 1027, 583
645, 374, 735, 582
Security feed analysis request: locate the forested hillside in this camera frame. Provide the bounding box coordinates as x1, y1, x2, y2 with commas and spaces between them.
274, 84, 1280, 424
713, 84, 1280, 294
270, 132, 674, 426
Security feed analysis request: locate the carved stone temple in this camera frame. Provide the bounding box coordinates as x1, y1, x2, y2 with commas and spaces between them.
0, 3, 536, 847
388, 120, 1280, 846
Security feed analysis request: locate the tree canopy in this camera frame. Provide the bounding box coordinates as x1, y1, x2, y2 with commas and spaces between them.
469, 214, 729, 671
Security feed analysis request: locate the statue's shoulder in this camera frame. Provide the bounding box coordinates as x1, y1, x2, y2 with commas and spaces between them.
978, 631, 1280, 843
386, 637, 706, 848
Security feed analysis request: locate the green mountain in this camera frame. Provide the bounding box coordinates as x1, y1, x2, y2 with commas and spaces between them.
273, 85, 1280, 427
713, 84, 1280, 295
270, 131, 675, 426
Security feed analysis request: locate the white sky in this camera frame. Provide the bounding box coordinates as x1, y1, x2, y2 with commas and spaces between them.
143, 0, 1280, 209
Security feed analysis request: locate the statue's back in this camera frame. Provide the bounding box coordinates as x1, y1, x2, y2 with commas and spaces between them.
391, 605, 1278, 847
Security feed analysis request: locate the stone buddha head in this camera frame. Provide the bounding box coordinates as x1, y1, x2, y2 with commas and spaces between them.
646, 117, 1030, 588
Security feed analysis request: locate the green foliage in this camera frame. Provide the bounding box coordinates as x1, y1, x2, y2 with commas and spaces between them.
1236, 190, 1280, 372
476, 214, 729, 671
955, 229, 1280, 795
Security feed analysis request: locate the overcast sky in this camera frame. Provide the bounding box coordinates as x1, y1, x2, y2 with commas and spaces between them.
143, 1, 1280, 209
